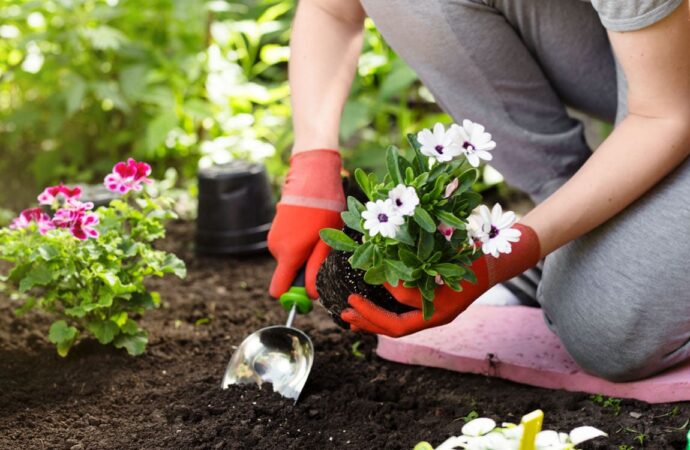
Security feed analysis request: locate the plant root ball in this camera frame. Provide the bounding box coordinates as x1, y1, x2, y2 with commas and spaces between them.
316, 248, 415, 329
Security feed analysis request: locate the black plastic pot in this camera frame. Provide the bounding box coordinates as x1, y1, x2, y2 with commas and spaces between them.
316, 229, 415, 329
195, 160, 275, 255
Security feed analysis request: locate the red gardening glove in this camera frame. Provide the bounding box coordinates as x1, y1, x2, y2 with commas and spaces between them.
268, 149, 345, 299
341, 224, 541, 337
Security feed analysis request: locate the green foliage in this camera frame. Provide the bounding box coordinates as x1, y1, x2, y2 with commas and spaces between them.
590, 394, 622, 416
0, 0, 459, 212
320, 135, 482, 319
0, 185, 186, 357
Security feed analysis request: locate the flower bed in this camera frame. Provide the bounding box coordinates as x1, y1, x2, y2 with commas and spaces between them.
0, 222, 688, 449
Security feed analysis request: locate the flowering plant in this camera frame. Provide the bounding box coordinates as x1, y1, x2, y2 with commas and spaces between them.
320, 121, 520, 318
0, 159, 186, 356
422, 415, 607, 450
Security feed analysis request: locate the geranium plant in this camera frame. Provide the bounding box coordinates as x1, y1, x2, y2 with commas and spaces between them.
320, 121, 520, 318
0, 159, 186, 356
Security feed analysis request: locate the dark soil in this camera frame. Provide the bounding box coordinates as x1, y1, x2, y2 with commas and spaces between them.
316, 246, 414, 329
1, 222, 689, 450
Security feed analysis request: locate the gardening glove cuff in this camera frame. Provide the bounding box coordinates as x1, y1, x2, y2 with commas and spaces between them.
268, 149, 345, 299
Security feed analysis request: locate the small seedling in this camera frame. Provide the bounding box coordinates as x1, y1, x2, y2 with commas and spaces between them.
591, 394, 622, 415
195, 317, 212, 326
462, 410, 480, 423
622, 427, 647, 446
351, 340, 365, 359
618, 445, 634, 450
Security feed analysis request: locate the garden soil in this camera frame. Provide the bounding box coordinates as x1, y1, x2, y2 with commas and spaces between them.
1, 222, 689, 450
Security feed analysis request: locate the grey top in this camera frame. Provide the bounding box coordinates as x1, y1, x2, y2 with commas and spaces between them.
584, 0, 684, 31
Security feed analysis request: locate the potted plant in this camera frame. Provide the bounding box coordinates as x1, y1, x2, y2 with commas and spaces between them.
317, 121, 521, 327
0, 158, 186, 356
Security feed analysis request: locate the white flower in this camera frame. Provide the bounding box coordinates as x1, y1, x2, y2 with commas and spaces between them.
388, 184, 419, 216
417, 123, 463, 163
361, 199, 404, 239
468, 204, 521, 258
462, 418, 497, 437
451, 120, 496, 167
535, 427, 608, 450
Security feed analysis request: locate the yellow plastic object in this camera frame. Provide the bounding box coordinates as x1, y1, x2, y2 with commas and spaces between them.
413, 442, 434, 450
519, 409, 544, 450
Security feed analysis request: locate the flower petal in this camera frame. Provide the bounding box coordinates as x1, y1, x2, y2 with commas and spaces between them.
569, 426, 607, 445
462, 418, 497, 437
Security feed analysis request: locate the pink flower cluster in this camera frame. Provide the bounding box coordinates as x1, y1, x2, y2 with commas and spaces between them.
10, 158, 152, 240
10, 208, 55, 235
37, 183, 82, 206
12, 190, 99, 240
104, 158, 152, 194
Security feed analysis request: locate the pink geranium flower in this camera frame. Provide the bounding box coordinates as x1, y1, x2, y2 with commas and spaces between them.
437, 222, 455, 242
52, 199, 94, 229
104, 158, 153, 194
10, 208, 55, 235
70, 213, 100, 240
37, 183, 82, 206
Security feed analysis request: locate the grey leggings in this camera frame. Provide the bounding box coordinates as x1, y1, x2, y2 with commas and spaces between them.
360, 0, 690, 381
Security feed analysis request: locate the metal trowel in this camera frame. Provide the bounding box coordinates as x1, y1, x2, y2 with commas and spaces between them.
221, 268, 314, 402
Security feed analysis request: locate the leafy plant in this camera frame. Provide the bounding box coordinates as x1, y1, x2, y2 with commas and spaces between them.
320, 122, 518, 318
0, 159, 186, 356
590, 394, 622, 416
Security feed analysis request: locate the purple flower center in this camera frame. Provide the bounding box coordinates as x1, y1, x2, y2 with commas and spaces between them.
395, 198, 403, 207
434, 144, 444, 154
377, 213, 389, 223
489, 225, 499, 239
463, 141, 475, 152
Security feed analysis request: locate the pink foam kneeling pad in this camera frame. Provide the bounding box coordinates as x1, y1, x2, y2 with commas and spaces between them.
376, 305, 690, 403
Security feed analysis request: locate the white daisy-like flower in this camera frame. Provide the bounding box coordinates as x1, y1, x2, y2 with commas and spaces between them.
388, 184, 419, 216
468, 204, 521, 258
416, 123, 463, 163
451, 120, 496, 167
361, 199, 404, 239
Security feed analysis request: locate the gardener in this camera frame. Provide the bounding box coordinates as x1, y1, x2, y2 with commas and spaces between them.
267, 0, 690, 382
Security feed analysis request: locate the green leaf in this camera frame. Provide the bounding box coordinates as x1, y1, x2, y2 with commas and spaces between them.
433, 263, 464, 279
379, 61, 418, 101
19, 265, 53, 292
340, 99, 372, 141
395, 224, 415, 246
65, 76, 86, 116
349, 241, 374, 270
347, 195, 366, 214
363, 265, 386, 285
386, 146, 403, 185
417, 230, 435, 261
463, 270, 478, 285
413, 208, 436, 233
145, 110, 178, 152
407, 133, 427, 174
162, 254, 187, 278
114, 332, 148, 356
37, 244, 59, 261
87, 320, 119, 345
384, 263, 398, 286
398, 248, 421, 267
319, 229, 358, 252
436, 210, 466, 229
354, 168, 371, 199
48, 321, 79, 357
341, 211, 364, 233
385, 259, 415, 281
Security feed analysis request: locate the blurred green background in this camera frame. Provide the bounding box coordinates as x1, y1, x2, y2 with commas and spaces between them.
1, 0, 511, 221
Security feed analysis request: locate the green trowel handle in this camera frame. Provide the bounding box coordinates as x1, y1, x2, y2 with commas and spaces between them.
278, 267, 312, 315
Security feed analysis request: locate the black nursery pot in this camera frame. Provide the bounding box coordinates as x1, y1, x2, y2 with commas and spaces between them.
316, 229, 415, 329
195, 160, 275, 255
